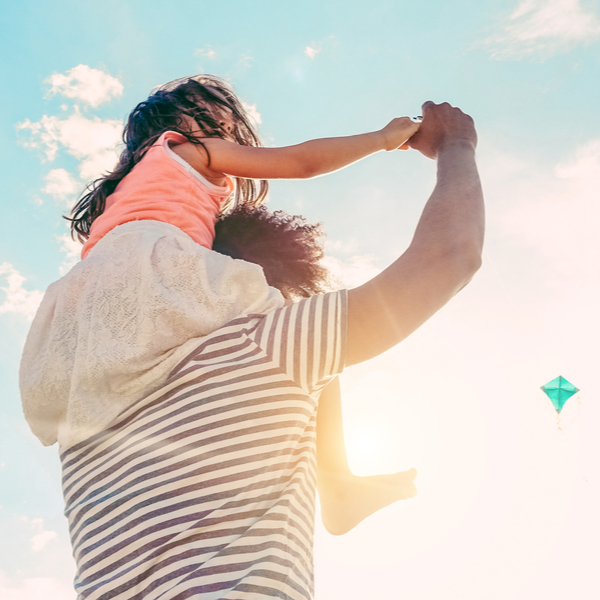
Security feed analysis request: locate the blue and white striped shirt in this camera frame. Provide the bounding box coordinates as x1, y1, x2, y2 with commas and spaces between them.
61, 291, 347, 600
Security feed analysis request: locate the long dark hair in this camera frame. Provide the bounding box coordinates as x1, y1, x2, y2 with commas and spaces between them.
213, 205, 332, 300
66, 75, 268, 243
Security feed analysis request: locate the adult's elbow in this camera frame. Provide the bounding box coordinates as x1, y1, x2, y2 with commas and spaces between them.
451, 245, 482, 286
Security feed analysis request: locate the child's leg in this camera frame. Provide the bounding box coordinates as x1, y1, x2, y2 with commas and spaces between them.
316, 376, 417, 535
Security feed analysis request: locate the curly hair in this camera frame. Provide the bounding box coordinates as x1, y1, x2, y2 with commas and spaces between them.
66, 75, 268, 243
213, 205, 331, 300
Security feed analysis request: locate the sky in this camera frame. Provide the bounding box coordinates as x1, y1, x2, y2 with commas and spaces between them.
1, 0, 599, 598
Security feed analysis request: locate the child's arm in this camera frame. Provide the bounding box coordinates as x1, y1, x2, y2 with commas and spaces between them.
317, 376, 417, 536
177, 118, 420, 181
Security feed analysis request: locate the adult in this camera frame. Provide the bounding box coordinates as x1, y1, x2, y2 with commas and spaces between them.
35, 101, 483, 600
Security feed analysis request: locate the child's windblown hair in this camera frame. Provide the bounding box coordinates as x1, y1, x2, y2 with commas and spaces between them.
66, 74, 332, 298
66, 75, 268, 242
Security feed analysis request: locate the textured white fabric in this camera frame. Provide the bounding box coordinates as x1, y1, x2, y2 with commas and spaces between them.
20, 221, 284, 449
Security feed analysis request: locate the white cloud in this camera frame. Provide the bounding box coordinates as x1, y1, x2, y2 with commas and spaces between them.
0, 571, 74, 600
45, 64, 123, 108
17, 116, 62, 162
321, 253, 382, 289
473, 139, 600, 407
484, 0, 600, 58
19, 517, 58, 552
237, 55, 254, 70
325, 238, 360, 254
304, 43, 321, 59
303, 36, 336, 61
0, 263, 43, 321
241, 101, 262, 126
31, 530, 58, 552
195, 46, 217, 60
17, 66, 122, 276
56, 234, 82, 276
42, 169, 79, 204
77, 149, 120, 181
480, 138, 600, 309
556, 138, 600, 182
17, 109, 121, 180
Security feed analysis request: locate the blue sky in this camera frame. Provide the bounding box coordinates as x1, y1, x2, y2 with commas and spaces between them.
1, 1, 599, 598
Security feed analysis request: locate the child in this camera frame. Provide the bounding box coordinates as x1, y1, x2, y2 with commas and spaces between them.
21, 74, 418, 536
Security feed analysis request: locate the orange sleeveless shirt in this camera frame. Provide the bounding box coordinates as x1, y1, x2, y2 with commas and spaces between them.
82, 131, 234, 259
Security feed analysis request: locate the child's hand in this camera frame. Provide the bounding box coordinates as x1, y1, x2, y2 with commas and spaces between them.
380, 117, 421, 151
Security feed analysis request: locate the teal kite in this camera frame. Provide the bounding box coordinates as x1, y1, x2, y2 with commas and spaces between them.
540, 376, 579, 413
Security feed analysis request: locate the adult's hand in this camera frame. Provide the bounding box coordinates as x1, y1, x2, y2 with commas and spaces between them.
408, 101, 477, 159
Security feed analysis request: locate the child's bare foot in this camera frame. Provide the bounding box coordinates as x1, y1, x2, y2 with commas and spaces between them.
318, 468, 417, 535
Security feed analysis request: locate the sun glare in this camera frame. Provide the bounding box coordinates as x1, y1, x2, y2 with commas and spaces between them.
344, 411, 425, 476
346, 426, 386, 471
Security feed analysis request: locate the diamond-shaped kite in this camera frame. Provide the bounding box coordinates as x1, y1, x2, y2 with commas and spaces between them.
540, 376, 579, 413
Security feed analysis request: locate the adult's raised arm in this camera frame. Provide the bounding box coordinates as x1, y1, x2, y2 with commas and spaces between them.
346, 102, 484, 366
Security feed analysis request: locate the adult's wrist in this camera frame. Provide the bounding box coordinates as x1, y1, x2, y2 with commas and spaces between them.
437, 138, 477, 156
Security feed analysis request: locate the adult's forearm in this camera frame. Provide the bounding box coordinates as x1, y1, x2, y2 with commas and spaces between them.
410, 140, 484, 271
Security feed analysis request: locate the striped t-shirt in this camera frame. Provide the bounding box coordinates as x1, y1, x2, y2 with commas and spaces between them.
60, 291, 347, 600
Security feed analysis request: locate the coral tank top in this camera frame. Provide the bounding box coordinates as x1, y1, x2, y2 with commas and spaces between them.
82, 131, 233, 259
